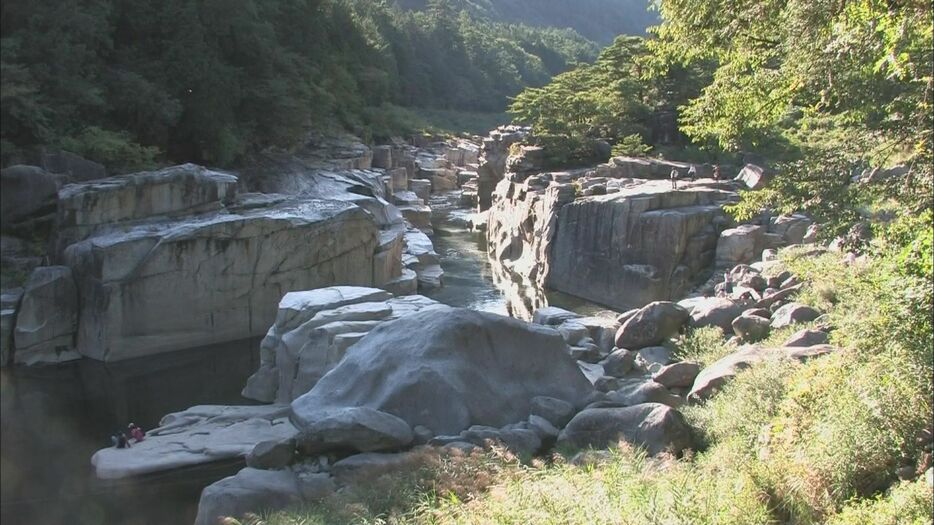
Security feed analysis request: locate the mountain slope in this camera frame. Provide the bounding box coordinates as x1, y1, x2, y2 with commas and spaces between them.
395, 0, 658, 43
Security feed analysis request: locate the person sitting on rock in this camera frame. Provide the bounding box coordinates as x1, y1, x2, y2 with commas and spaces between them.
128, 423, 145, 443
117, 432, 131, 448
688, 165, 697, 181
670, 168, 679, 189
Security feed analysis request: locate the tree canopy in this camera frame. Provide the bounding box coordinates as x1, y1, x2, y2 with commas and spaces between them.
0, 0, 598, 171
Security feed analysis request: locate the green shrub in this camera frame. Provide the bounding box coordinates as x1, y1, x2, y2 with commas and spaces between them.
59, 126, 160, 173
610, 134, 652, 157
671, 326, 732, 366
827, 478, 933, 525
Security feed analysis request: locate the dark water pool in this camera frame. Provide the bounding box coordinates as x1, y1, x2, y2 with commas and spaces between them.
0, 338, 260, 525
0, 191, 612, 525
425, 192, 616, 319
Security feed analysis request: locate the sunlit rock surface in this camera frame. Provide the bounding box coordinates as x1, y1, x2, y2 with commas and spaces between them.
91, 405, 297, 479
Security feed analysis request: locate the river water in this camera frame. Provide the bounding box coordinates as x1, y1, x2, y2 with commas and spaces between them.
0, 192, 613, 524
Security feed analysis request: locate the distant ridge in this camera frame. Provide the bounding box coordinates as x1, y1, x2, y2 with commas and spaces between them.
395, 0, 658, 43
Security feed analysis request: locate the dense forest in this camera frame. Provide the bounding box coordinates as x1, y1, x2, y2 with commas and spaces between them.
510, 0, 932, 237
0, 0, 597, 171
394, 0, 657, 43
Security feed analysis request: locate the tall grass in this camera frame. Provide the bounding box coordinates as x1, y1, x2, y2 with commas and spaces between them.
255, 241, 932, 525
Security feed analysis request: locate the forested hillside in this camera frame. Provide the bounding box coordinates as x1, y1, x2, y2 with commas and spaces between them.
509, 0, 933, 231
394, 0, 658, 43
0, 0, 596, 171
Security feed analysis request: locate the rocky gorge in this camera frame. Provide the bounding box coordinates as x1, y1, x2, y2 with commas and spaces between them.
3, 129, 837, 524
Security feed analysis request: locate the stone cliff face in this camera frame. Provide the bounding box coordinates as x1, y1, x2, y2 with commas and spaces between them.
65, 194, 380, 361
1, 132, 489, 365
487, 152, 738, 314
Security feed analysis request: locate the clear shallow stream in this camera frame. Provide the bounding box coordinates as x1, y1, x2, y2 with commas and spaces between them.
0, 191, 613, 524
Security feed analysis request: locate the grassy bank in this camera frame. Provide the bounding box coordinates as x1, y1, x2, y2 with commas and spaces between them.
247, 226, 932, 525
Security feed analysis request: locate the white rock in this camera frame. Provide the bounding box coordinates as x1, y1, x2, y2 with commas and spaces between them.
91, 405, 297, 479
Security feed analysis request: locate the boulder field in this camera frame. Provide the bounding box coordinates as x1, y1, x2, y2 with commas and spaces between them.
92, 237, 841, 524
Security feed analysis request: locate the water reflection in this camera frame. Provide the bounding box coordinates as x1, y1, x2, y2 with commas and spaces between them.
425, 192, 616, 319
0, 338, 260, 525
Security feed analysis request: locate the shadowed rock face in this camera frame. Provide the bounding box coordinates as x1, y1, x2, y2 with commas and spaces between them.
488, 169, 737, 313
290, 307, 594, 435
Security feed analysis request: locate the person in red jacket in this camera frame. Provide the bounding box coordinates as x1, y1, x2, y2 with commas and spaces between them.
128, 423, 145, 443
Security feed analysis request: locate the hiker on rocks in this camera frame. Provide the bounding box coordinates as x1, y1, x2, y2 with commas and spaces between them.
128, 423, 145, 443
723, 272, 734, 294
688, 165, 697, 181
114, 432, 131, 449
670, 168, 679, 189
713, 164, 721, 181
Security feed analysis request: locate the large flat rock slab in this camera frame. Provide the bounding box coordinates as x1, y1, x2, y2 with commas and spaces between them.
64, 199, 380, 361
58, 163, 238, 244
91, 405, 296, 479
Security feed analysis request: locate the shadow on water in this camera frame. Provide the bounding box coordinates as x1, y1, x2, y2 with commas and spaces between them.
0, 190, 610, 525
0, 337, 261, 525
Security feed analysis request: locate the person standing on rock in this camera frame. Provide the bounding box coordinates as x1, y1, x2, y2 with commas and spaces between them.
670, 168, 679, 189
688, 165, 697, 181
713, 164, 721, 181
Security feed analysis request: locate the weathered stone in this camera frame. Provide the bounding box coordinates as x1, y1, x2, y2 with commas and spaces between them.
770, 302, 821, 329
194, 468, 307, 525
242, 288, 438, 403
371, 145, 393, 169
92, 405, 297, 479
782, 328, 830, 347
652, 361, 701, 389
615, 301, 689, 349
689, 345, 836, 401
557, 404, 693, 454
605, 380, 682, 408
0, 288, 23, 366
63, 196, 384, 363
58, 164, 238, 244
601, 348, 636, 377
532, 306, 581, 326
530, 396, 577, 428
330, 451, 421, 481
769, 214, 812, 245
636, 346, 673, 369
295, 407, 413, 455
735, 164, 770, 190
557, 321, 590, 345
409, 179, 431, 202
574, 316, 621, 353
732, 312, 771, 342
389, 168, 409, 194
13, 266, 80, 365
716, 225, 765, 267
399, 204, 432, 233
35, 148, 107, 182
291, 308, 593, 436
679, 297, 743, 333
1, 165, 58, 231
528, 414, 560, 441
246, 438, 296, 470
